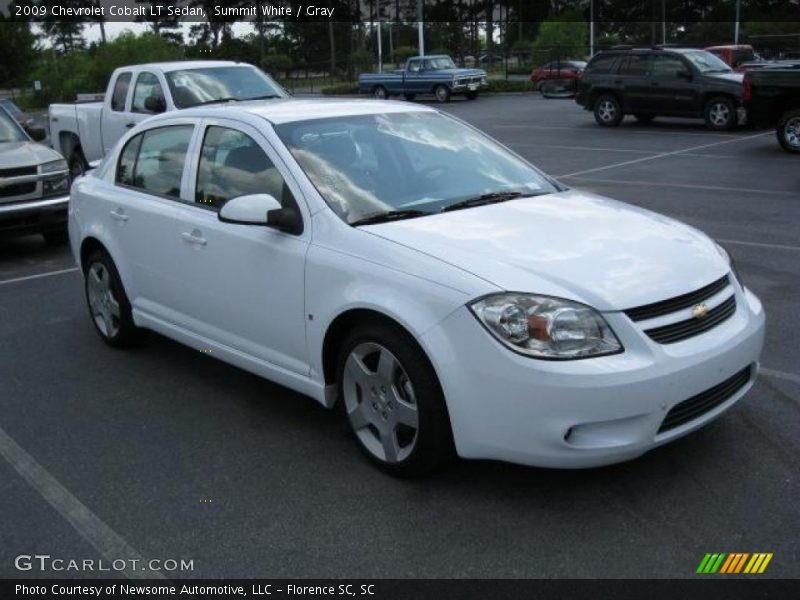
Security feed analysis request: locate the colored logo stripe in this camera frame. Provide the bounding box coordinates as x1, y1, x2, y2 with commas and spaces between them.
697, 553, 773, 574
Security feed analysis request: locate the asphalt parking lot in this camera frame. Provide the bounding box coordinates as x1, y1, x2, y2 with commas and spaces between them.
1, 94, 798, 579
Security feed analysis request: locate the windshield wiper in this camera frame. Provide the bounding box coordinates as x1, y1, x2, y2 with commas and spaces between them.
244, 94, 282, 100
193, 97, 238, 106
440, 191, 529, 213
350, 209, 432, 226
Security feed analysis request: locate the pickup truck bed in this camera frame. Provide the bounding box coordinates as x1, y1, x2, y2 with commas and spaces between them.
744, 65, 800, 153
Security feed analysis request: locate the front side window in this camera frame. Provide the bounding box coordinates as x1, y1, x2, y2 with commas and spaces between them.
116, 125, 192, 198
195, 126, 288, 210
131, 72, 164, 114
111, 72, 131, 112
651, 55, 688, 77
165, 66, 284, 109
275, 111, 560, 225
424, 57, 456, 70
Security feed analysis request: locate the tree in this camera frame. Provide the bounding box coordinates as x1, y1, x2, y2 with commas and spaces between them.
531, 8, 589, 62
0, 15, 38, 88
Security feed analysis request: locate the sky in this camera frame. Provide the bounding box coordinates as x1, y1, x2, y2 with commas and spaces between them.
65, 21, 255, 44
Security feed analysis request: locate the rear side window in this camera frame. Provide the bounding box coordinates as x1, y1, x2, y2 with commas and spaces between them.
116, 125, 193, 198
585, 54, 619, 74
110, 72, 131, 112
618, 54, 650, 75
195, 126, 289, 210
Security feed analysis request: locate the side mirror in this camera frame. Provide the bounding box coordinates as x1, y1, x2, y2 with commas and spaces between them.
676, 70, 693, 81
144, 95, 166, 113
219, 194, 281, 225
27, 126, 47, 142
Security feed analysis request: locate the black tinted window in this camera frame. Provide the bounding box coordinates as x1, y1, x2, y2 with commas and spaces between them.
195, 126, 288, 210
111, 72, 131, 112
586, 55, 618, 74
116, 133, 142, 186
619, 54, 649, 75
120, 126, 192, 198
651, 55, 687, 77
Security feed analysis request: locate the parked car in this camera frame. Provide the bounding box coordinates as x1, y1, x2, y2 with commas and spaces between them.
0, 98, 35, 129
0, 105, 70, 244
576, 47, 744, 130
359, 55, 487, 102
743, 64, 800, 152
530, 60, 586, 91
49, 60, 288, 180
69, 98, 764, 476
705, 45, 758, 72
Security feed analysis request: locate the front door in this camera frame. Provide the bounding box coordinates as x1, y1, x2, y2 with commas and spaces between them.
648, 54, 698, 115
172, 120, 311, 375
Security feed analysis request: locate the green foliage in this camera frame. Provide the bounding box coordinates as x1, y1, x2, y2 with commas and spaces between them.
320, 82, 359, 96
261, 53, 293, 78
531, 10, 589, 64
0, 20, 38, 88
595, 33, 622, 50
393, 46, 418, 65
32, 32, 184, 105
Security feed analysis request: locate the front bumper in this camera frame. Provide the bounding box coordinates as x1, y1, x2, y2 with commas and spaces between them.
420, 283, 765, 468
0, 195, 70, 236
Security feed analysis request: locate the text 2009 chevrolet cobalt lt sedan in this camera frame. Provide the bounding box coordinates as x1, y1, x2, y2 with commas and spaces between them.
68, 99, 765, 476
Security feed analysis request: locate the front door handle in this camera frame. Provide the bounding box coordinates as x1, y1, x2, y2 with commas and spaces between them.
109, 208, 128, 222
181, 231, 207, 246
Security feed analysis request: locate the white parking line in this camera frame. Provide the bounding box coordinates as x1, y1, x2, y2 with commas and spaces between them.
556, 132, 771, 178
0, 267, 79, 286
0, 425, 163, 580
762, 368, 800, 386
566, 176, 799, 197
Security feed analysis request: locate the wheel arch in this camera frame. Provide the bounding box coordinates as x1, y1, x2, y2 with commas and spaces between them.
79, 236, 108, 274
59, 131, 82, 162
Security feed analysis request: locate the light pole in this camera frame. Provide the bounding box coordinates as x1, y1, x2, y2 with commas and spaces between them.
377, 21, 383, 72
734, 0, 741, 44
589, 0, 594, 57
417, 0, 425, 56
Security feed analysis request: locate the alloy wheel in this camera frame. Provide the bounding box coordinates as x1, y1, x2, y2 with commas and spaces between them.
598, 99, 616, 122
709, 102, 731, 127
342, 342, 419, 464
783, 116, 800, 149
86, 262, 121, 338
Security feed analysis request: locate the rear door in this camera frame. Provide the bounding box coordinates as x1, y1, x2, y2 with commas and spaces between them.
101, 71, 134, 154
615, 54, 651, 112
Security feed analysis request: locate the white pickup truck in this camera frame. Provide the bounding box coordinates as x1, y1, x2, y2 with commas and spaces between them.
49, 60, 288, 178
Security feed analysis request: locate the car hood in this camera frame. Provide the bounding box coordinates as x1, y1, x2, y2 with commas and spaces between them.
0, 141, 62, 169
362, 190, 729, 311
438, 68, 486, 77
704, 71, 744, 85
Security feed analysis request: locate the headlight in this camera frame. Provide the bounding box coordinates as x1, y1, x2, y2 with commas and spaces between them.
40, 159, 68, 174
42, 175, 69, 195
714, 241, 742, 284
469, 293, 623, 360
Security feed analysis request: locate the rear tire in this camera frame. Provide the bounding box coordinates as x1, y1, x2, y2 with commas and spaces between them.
704, 96, 736, 131
84, 250, 146, 348
593, 93, 623, 126
372, 85, 388, 100
776, 108, 800, 153
433, 85, 451, 103
336, 320, 454, 477
403, 93, 416, 101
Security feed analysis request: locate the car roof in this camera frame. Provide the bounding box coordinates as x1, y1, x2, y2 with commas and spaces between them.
153, 98, 437, 125
596, 46, 702, 56
121, 60, 247, 73
410, 55, 450, 60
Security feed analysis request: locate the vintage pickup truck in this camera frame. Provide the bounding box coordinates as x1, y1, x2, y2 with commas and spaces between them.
49, 60, 288, 178
359, 55, 487, 102
743, 63, 800, 153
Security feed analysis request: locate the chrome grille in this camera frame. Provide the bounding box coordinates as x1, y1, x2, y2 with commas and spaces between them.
0, 166, 37, 178
624, 275, 729, 321
643, 296, 736, 344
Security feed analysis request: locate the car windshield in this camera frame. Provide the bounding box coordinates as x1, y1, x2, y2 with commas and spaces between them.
0, 107, 26, 142
684, 51, 732, 73
275, 111, 560, 224
165, 66, 285, 108
426, 57, 456, 70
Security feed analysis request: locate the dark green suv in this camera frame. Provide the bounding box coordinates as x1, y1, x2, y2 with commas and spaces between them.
575, 47, 744, 130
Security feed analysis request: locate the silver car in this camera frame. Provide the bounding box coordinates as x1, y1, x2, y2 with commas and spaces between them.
0, 105, 70, 244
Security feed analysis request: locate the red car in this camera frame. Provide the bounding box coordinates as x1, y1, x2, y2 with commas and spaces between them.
530, 60, 586, 90
705, 45, 757, 72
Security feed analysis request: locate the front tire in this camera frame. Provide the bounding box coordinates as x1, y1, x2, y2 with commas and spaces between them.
704, 96, 736, 131
337, 320, 454, 477
593, 93, 623, 126
433, 84, 451, 103
84, 250, 146, 348
776, 108, 800, 153
68, 148, 87, 182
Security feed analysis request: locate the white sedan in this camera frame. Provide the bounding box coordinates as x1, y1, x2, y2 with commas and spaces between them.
68, 99, 765, 475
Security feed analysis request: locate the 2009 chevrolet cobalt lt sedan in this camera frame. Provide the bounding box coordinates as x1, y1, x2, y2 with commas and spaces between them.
68, 99, 765, 476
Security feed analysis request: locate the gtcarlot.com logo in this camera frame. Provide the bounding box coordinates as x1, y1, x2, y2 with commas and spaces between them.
696, 552, 773, 574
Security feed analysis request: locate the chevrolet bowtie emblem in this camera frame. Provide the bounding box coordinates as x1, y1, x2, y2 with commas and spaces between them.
692, 303, 710, 319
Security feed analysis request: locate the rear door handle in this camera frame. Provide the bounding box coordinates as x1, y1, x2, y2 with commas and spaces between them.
181, 231, 207, 246
109, 208, 128, 222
